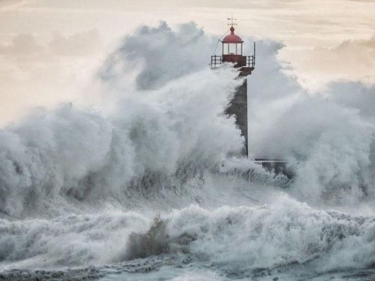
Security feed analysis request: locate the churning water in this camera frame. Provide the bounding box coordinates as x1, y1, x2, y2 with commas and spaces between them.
0, 22, 375, 281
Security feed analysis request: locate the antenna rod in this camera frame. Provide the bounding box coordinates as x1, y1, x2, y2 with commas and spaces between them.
227, 15, 237, 26
254, 42, 256, 57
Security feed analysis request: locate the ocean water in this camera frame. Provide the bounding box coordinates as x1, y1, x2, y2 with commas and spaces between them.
0, 22, 375, 281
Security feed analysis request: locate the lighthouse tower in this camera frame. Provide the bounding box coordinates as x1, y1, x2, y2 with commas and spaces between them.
211, 19, 255, 156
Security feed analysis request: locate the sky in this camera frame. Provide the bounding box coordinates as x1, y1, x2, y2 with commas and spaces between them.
0, 0, 375, 126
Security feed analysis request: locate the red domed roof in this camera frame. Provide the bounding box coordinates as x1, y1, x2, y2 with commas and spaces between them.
222, 26, 243, 43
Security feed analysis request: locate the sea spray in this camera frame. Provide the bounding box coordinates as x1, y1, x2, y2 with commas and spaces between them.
1, 22, 375, 281
0, 66, 242, 218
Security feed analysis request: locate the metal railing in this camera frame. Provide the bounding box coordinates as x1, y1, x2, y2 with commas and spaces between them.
210, 55, 222, 68
210, 55, 255, 69
246, 55, 255, 68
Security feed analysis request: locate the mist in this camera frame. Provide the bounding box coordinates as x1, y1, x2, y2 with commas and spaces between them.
0, 21, 375, 281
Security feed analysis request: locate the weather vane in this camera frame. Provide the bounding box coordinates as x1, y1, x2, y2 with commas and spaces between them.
227, 15, 237, 26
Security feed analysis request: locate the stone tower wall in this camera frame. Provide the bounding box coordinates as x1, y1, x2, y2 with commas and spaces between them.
225, 79, 248, 156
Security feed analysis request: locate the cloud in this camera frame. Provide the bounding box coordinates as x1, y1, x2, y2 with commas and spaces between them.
0, 30, 103, 126
285, 34, 375, 91
48, 29, 101, 56
0, 30, 101, 58
0, 33, 43, 56
0, 0, 27, 11
334, 35, 375, 56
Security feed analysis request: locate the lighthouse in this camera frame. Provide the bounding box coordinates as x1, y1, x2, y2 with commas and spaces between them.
211, 18, 255, 156
211, 19, 293, 179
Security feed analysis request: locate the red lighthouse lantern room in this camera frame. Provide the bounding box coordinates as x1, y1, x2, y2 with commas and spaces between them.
211, 21, 255, 76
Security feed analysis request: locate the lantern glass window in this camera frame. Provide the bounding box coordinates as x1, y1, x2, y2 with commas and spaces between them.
223, 43, 242, 55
